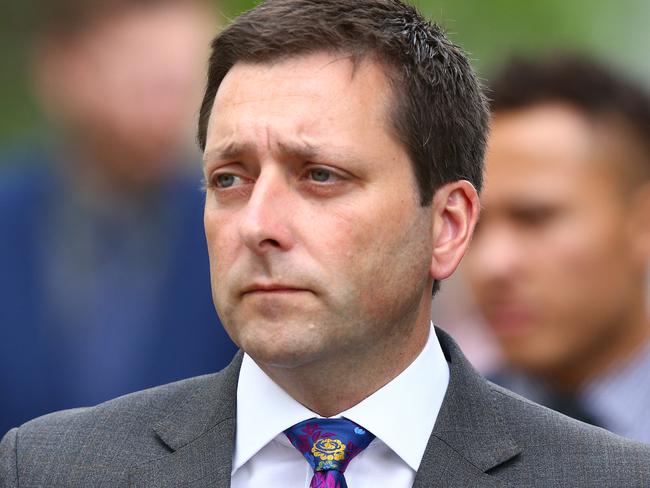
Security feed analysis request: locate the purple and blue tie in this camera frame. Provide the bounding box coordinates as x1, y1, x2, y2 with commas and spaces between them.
284, 417, 375, 488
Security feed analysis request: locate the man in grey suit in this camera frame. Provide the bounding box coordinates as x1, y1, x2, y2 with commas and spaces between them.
2, 0, 649, 486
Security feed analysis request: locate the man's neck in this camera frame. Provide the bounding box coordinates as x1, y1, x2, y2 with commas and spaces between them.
543, 317, 650, 394
257, 316, 432, 417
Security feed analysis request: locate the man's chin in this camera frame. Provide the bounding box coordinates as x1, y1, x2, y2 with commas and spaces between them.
239, 330, 330, 371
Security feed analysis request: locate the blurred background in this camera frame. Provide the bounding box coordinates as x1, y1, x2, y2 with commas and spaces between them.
3, 0, 650, 149
1, 0, 649, 441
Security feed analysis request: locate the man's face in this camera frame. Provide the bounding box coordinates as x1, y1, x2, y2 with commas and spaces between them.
465, 104, 646, 376
203, 53, 435, 369
36, 2, 214, 173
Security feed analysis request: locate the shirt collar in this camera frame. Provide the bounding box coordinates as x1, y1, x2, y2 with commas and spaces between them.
233, 323, 449, 473
233, 350, 317, 473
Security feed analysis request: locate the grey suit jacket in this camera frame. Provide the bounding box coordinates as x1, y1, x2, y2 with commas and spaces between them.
2, 328, 649, 487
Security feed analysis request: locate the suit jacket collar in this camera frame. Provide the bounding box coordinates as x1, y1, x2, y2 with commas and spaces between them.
129, 352, 243, 487
130, 329, 521, 487
413, 327, 521, 487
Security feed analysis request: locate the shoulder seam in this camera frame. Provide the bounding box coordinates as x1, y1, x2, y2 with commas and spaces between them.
490, 385, 537, 407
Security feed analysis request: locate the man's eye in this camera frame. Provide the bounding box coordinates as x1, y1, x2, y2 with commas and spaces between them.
309, 168, 332, 182
513, 207, 558, 227
215, 174, 239, 188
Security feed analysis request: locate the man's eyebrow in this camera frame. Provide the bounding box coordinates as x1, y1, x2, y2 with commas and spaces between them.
275, 140, 321, 161
203, 140, 355, 166
203, 140, 325, 166
203, 141, 256, 166
274, 141, 361, 167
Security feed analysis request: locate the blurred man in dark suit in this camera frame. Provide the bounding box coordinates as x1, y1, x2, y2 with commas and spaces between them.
466, 55, 650, 442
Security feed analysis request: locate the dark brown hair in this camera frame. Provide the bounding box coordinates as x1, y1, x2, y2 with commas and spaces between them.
489, 54, 650, 170
197, 0, 488, 206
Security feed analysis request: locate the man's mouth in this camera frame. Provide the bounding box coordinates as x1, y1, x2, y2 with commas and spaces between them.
241, 283, 312, 296
484, 303, 536, 337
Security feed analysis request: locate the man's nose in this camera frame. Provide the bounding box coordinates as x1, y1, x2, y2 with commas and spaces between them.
238, 170, 296, 254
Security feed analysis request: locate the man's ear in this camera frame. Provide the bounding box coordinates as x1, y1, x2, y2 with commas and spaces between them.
429, 180, 480, 281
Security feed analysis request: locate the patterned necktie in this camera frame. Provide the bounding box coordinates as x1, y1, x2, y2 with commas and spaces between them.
284, 417, 375, 488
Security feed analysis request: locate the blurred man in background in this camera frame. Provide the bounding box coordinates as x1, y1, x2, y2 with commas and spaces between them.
465, 55, 650, 443
0, 0, 237, 436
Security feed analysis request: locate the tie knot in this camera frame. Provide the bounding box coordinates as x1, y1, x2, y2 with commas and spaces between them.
284, 418, 375, 473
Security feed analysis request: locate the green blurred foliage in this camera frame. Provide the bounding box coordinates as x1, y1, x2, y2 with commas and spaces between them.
417, 0, 650, 78
1, 0, 649, 147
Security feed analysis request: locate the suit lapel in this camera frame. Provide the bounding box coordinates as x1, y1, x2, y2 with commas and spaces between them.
128, 330, 521, 487
129, 352, 243, 488
413, 328, 521, 488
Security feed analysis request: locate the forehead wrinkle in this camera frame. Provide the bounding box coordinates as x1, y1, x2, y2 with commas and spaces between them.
203, 131, 323, 167
271, 134, 365, 167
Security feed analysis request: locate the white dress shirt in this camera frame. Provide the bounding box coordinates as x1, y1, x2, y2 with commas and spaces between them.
231, 324, 449, 488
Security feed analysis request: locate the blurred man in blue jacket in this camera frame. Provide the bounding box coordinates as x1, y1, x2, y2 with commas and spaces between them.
0, 0, 237, 436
